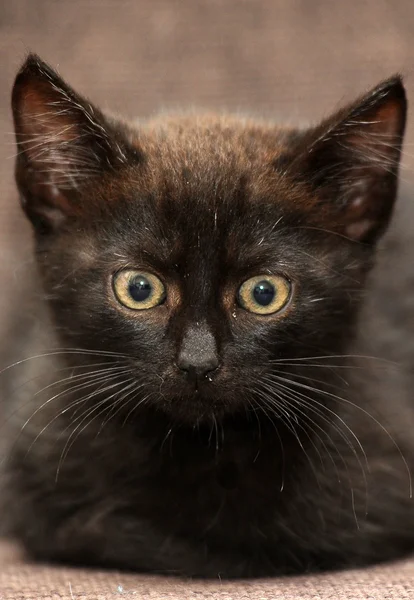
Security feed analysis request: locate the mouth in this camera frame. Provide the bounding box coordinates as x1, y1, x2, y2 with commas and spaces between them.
153, 379, 236, 423
126, 366, 246, 424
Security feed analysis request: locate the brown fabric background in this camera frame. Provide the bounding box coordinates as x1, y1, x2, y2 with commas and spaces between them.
2, 1, 414, 598
1, 542, 414, 600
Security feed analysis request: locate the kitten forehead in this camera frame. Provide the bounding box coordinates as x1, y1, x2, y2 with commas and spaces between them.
131, 113, 291, 171
102, 114, 306, 226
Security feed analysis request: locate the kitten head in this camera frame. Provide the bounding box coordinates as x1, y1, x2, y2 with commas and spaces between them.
11, 54, 406, 423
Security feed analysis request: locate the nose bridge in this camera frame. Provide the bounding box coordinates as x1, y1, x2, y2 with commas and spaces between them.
184, 257, 213, 307
175, 246, 223, 374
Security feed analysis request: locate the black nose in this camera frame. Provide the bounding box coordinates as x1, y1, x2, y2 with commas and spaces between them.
177, 353, 219, 379
177, 323, 219, 381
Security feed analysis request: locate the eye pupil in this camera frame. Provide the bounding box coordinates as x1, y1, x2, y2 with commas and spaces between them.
128, 276, 152, 302
253, 280, 275, 306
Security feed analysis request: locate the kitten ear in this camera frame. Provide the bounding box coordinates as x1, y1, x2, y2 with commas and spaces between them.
12, 54, 139, 232
293, 76, 407, 243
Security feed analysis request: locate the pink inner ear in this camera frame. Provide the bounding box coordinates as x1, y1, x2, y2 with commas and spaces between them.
14, 77, 101, 210
345, 219, 375, 240
342, 193, 372, 241
347, 98, 403, 164
14, 81, 86, 220
374, 100, 402, 137
18, 84, 79, 158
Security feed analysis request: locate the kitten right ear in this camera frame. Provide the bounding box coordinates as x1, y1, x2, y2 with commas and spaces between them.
285, 76, 406, 244
12, 54, 139, 233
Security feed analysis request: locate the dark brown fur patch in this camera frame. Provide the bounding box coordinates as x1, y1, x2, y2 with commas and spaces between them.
3, 54, 413, 579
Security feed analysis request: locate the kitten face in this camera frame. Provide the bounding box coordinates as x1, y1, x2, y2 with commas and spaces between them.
11, 55, 406, 423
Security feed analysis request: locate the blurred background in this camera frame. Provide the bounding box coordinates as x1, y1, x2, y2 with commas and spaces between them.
1, 0, 414, 327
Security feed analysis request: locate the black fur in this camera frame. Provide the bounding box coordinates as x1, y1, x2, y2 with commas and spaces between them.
2, 54, 414, 578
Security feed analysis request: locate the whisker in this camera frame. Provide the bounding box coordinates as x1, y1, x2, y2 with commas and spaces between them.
265, 374, 369, 469
0, 347, 132, 378
251, 387, 323, 489
259, 375, 370, 525
246, 393, 284, 490
270, 354, 399, 367
121, 390, 157, 427
15, 365, 131, 435
55, 376, 134, 480
20, 370, 132, 458
98, 381, 147, 431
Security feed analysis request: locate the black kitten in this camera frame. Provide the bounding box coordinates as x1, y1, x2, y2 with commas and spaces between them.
2, 53, 414, 578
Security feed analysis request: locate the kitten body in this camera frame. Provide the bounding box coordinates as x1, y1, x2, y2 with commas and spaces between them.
2, 55, 414, 577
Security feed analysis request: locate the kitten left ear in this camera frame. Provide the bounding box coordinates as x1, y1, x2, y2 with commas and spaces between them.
293, 76, 407, 243
12, 54, 140, 232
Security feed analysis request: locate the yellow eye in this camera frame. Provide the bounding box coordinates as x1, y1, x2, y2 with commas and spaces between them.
113, 270, 166, 310
237, 275, 291, 315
